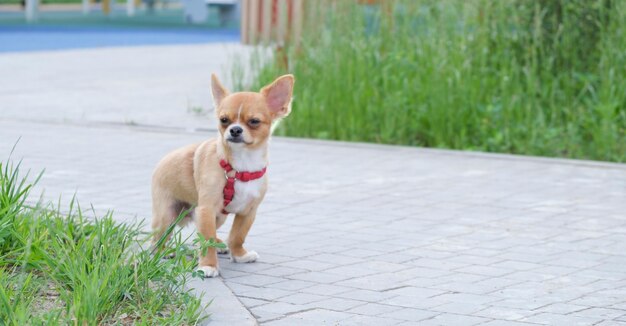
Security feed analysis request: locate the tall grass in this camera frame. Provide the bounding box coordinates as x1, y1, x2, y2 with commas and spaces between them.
0, 157, 206, 325
233, 0, 626, 162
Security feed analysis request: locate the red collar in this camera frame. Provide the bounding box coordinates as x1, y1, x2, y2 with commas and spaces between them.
219, 159, 267, 214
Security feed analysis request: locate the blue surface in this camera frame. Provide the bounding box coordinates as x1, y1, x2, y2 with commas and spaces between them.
0, 26, 240, 52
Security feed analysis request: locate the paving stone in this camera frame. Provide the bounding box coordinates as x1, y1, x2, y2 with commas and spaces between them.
306, 253, 365, 265
567, 295, 623, 307
279, 259, 336, 272
228, 274, 285, 287
248, 307, 283, 324
570, 307, 626, 320
346, 302, 403, 316
299, 284, 353, 296
431, 293, 501, 305
430, 302, 486, 315
304, 297, 366, 312
379, 295, 448, 310
321, 264, 381, 278
263, 317, 321, 326
278, 309, 354, 323
490, 298, 558, 310
238, 297, 270, 308
341, 248, 387, 258
270, 280, 317, 291
257, 266, 309, 277
378, 308, 439, 322
480, 320, 542, 326
238, 287, 292, 301
594, 320, 626, 326
455, 265, 514, 277
409, 258, 470, 271
418, 312, 490, 325
277, 293, 328, 305
251, 302, 310, 316
288, 271, 353, 283
534, 303, 588, 314
342, 314, 404, 326
521, 312, 603, 325
335, 273, 410, 292
384, 286, 447, 299
474, 306, 536, 321
334, 289, 397, 303
491, 260, 544, 271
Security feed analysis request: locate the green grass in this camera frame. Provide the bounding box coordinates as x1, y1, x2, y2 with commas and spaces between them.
0, 154, 207, 325
232, 0, 626, 162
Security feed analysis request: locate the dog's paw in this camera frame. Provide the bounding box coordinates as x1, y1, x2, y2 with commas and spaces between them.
217, 246, 230, 255
231, 251, 259, 263
196, 266, 219, 278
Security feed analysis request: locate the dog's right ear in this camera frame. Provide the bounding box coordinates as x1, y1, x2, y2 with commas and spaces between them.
211, 73, 230, 108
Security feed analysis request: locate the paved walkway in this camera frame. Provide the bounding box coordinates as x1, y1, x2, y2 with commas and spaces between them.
2, 44, 626, 325
0, 43, 248, 130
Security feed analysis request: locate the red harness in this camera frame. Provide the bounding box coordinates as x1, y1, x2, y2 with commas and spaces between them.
219, 159, 267, 214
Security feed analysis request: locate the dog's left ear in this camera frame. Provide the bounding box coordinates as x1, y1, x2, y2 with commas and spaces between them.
261, 74, 294, 119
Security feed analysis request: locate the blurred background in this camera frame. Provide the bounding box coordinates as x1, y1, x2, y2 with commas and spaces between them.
1, 0, 624, 162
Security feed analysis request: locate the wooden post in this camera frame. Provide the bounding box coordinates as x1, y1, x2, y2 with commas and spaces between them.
291, 0, 303, 47
241, 0, 250, 43
240, 0, 307, 46
276, 0, 288, 44
249, 0, 259, 44
261, 0, 272, 44
103, 0, 111, 15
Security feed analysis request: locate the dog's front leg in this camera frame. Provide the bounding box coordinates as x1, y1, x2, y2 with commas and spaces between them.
229, 205, 259, 263
195, 205, 219, 277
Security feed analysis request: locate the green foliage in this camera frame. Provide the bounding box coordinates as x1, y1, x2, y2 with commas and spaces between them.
233, 0, 626, 162
0, 155, 207, 325
191, 234, 226, 279
193, 233, 227, 258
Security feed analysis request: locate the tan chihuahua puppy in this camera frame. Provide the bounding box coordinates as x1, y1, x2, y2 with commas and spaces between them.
151, 74, 294, 278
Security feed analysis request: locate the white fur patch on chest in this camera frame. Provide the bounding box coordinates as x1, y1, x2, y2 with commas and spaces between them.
224, 144, 267, 214
226, 178, 263, 214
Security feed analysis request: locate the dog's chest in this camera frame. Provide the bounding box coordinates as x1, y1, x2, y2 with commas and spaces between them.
226, 178, 263, 214
223, 147, 266, 214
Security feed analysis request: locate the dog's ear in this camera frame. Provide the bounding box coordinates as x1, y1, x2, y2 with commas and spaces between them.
211, 73, 230, 108
261, 74, 294, 119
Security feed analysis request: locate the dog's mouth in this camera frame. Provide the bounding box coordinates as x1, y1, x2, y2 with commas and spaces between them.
226, 137, 253, 145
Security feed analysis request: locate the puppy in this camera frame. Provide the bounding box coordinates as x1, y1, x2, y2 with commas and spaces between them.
151, 74, 294, 278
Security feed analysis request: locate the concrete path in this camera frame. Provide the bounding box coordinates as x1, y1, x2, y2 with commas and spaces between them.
2, 44, 626, 325
0, 43, 249, 131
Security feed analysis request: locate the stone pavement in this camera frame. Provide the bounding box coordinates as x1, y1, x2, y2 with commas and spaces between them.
1, 118, 626, 325
0, 43, 250, 131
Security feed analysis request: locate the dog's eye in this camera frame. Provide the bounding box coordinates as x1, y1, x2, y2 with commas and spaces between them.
248, 118, 261, 127
220, 117, 230, 125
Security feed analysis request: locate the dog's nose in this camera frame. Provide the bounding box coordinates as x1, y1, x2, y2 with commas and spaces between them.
230, 126, 243, 137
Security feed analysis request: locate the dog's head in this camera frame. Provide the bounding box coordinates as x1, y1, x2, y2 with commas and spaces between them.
211, 74, 294, 150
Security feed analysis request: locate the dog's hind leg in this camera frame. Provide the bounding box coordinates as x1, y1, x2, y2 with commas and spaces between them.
151, 188, 181, 249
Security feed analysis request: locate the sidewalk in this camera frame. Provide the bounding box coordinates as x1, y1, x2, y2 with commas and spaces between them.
2, 118, 625, 325
2, 44, 626, 325
0, 43, 248, 130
